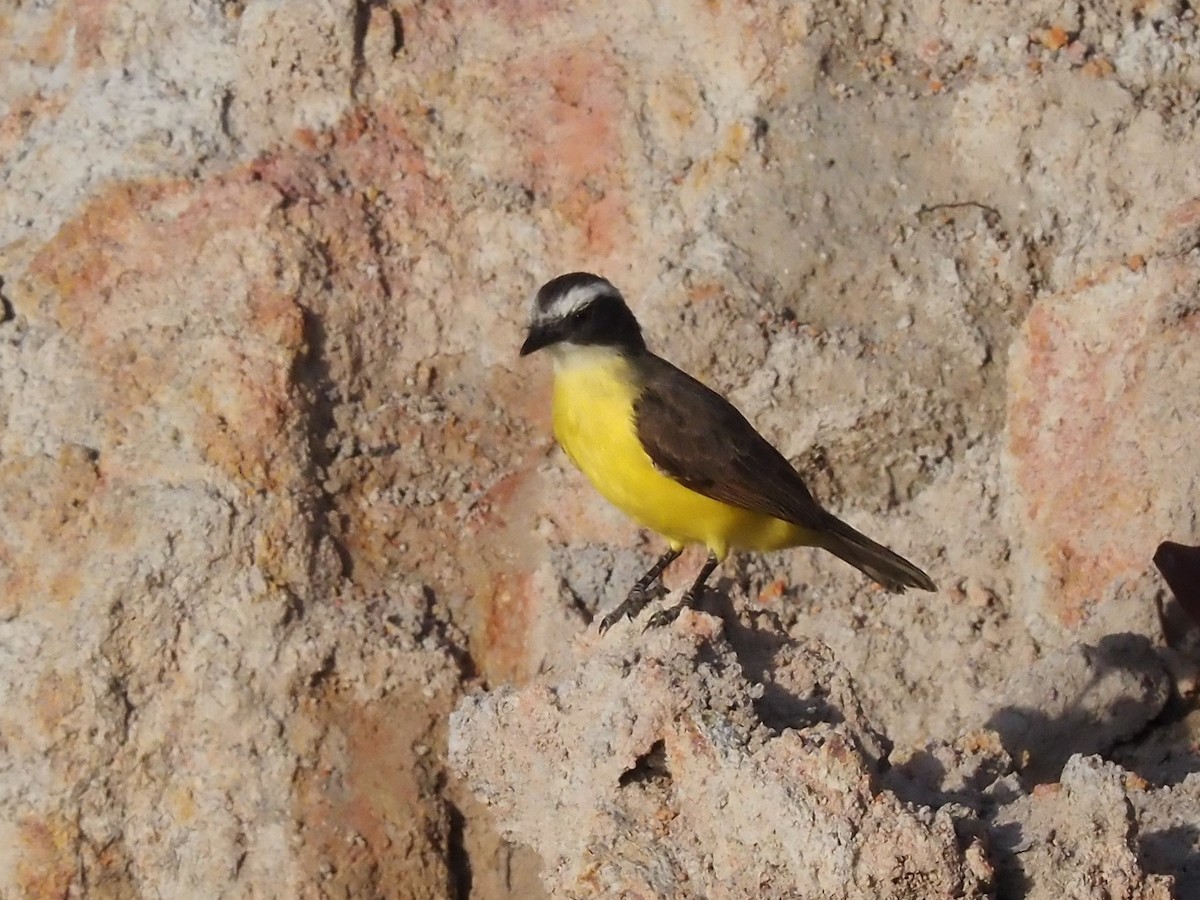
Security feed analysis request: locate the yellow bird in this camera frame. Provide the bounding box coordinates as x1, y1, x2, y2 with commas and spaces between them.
520, 272, 936, 633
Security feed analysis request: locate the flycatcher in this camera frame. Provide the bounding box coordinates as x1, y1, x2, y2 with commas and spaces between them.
520, 272, 936, 633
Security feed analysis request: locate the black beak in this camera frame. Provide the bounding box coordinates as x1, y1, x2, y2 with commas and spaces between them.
520, 322, 558, 356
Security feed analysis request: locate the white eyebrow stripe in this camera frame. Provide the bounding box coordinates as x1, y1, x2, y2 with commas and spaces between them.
532, 280, 619, 323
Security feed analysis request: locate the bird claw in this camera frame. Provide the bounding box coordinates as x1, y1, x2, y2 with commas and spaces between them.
597, 607, 626, 635
597, 585, 655, 635
642, 585, 707, 632
642, 603, 685, 632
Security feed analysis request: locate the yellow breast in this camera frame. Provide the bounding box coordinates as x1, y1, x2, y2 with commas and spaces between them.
549, 347, 804, 558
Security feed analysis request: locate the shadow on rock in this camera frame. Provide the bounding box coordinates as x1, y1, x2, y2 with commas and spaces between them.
1138, 823, 1200, 898
705, 584, 893, 769
985, 632, 1171, 785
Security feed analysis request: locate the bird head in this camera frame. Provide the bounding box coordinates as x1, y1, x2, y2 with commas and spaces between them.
520, 272, 646, 358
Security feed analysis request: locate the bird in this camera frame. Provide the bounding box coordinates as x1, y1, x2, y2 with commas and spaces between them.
519, 272, 937, 633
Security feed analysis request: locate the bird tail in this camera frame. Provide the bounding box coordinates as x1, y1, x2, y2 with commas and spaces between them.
819, 515, 936, 593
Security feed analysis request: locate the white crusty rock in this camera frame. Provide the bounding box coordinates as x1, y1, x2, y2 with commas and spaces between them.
450, 611, 992, 899
990, 755, 1175, 899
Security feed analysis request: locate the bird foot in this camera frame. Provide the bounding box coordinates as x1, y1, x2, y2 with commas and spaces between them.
597, 605, 630, 636
642, 603, 685, 631
642, 591, 701, 632
597, 584, 660, 635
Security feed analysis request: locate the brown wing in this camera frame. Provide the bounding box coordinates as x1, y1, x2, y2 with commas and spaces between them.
632, 353, 830, 531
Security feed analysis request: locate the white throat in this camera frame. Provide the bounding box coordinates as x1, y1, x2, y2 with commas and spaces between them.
547, 341, 625, 373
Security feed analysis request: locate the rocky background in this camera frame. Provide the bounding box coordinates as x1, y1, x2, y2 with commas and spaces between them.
2, 0, 1198, 897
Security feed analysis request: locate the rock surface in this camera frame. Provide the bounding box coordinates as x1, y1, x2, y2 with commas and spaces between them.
451, 607, 1191, 899
451, 611, 992, 900
3, 0, 1199, 896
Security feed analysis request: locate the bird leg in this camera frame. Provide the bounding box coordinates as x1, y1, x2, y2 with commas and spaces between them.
597, 547, 682, 634
643, 552, 720, 631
